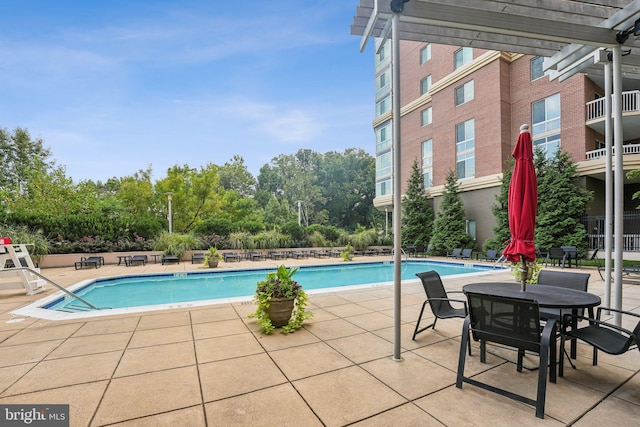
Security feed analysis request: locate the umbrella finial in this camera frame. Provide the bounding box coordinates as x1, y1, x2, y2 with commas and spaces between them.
520, 124, 529, 133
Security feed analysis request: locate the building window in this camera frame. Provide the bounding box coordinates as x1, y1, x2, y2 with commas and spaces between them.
376, 149, 393, 197
376, 95, 391, 117
420, 44, 431, 64
531, 56, 545, 81
454, 47, 473, 69
422, 139, 433, 189
376, 178, 392, 197
376, 120, 392, 152
532, 93, 561, 159
375, 39, 391, 73
420, 75, 432, 95
421, 107, 432, 127
376, 69, 391, 99
466, 220, 477, 240
455, 80, 474, 106
456, 119, 475, 179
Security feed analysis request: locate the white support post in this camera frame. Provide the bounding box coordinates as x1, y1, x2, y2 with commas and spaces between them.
612, 46, 623, 326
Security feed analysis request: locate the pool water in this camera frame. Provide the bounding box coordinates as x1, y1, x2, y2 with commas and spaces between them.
46, 261, 495, 312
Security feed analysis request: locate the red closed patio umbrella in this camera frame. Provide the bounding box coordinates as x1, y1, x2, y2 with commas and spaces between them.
503, 124, 538, 291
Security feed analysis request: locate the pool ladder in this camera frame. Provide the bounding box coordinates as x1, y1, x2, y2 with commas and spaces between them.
6, 267, 98, 312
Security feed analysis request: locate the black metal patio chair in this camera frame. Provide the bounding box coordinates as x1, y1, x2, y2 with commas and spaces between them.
560, 307, 640, 376
456, 292, 557, 419
413, 271, 471, 355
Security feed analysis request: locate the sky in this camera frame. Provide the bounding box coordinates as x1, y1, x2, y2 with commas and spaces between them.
0, 0, 374, 183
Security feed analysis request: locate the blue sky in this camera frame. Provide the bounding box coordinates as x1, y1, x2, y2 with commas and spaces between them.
1, 1, 374, 182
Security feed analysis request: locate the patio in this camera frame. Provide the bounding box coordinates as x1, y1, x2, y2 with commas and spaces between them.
0, 257, 638, 426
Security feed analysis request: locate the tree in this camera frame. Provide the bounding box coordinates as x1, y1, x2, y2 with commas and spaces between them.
429, 170, 473, 255
485, 159, 513, 252
534, 149, 592, 249
629, 168, 640, 208
217, 155, 257, 197
0, 127, 53, 198
402, 160, 433, 247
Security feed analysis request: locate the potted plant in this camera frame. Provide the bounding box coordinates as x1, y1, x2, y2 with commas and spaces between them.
512, 260, 542, 284
248, 265, 313, 334
203, 247, 222, 268
341, 242, 354, 261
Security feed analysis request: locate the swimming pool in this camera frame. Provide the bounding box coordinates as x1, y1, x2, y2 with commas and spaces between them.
14, 260, 507, 320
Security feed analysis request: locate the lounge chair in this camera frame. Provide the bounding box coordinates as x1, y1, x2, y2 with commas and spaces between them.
447, 248, 462, 258
223, 252, 240, 262
457, 248, 473, 259
268, 251, 286, 260
126, 255, 148, 266
249, 252, 266, 261
74, 256, 104, 270
329, 249, 342, 258
161, 255, 179, 265
482, 249, 499, 261
310, 249, 329, 258
191, 253, 205, 264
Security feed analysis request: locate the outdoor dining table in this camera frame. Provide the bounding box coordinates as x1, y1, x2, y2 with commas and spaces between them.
462, 282, 601, 373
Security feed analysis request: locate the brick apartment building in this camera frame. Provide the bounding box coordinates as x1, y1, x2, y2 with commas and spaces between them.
372, 40, 640, 250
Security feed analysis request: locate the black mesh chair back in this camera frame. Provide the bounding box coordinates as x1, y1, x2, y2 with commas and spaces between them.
457, 292, 557, 419
546, 247, 566, 267
412, 271, 468, 345
484, 249, 498, 261
537, 270, 590, 319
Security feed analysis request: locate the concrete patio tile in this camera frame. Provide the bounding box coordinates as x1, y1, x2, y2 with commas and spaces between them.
46, 332, 132, 359
373, 323, 447, 351
305, 318, 366, 340
190, 305, 239, 324
362, 351, 456, 400
73, 316, 140, 336
270, 342, 353, 380
0, 363, 34, 393
0, 381, 108, 427
573, 395, 640, 426
92, 366, 201, 425
194, 333, 262, 364
1, 322, 82, 345
199, 353, 287, 401
135, 311, 191, 330
380, 303, 426, 323
327, 332, 394, 364
559, 357, 637, 394
357, 296, 394, 311
302, 307, 338, 322
414, 382, 563, 426
344, 311, 395, 331
128, 325, 193, 348
192, 319, 251, 340
115, 341, 196, 377
350, 402, 443, 426
613, 372, 640, 405
293, 366, 406, 426
251, 327, 320, 352
0, 339, 63, 366
3, 351, 121, 396
308, 294, 352, 308
323, 302, 373, 318
411, 338, 499, 375
108, 406, 206, 426
204, 383, 322, 426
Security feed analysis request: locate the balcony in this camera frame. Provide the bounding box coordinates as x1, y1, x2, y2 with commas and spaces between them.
585, 143, 640, 160
585, 90, 640, 142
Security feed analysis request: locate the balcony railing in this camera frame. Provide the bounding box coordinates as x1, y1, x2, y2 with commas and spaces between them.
585, 143, 640, 160
582, 212, 640, 252
586, 90, 640, 122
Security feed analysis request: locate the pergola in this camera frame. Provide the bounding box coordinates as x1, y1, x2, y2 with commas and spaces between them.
351, 0, 640, 359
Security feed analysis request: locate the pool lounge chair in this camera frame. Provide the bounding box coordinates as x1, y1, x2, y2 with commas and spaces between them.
191, 253, 205, 264
249, 252, 266, 261
74, 256, 104, 270
223, 252, 240, 262
447, 248, 462, 258
457, 248, 473, 259
126, 255, 148, 266
161, 255, 179, 265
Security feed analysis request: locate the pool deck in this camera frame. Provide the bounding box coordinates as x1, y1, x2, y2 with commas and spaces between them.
0, 256, 638, 426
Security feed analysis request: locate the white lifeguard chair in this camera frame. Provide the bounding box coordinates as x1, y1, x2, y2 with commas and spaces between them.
0, 237, 46, 295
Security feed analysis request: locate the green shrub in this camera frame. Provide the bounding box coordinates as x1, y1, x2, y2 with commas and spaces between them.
152, 231, 198, 258
0, 223, 50, 263
307, 231, 327, 247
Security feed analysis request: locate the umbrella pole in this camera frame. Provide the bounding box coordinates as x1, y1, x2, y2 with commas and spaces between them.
520, 256, 527, 292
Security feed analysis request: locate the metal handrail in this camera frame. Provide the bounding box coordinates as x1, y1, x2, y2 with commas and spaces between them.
6, 267, 98, 310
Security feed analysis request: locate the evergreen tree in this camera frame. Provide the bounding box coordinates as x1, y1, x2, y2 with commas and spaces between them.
535, 149, 592, 249
485, 159, 513, 252
430, 170, 473, 255
402, 160, 433, 248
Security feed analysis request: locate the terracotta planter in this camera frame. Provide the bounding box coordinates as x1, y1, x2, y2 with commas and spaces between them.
267, 297, 295, 327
